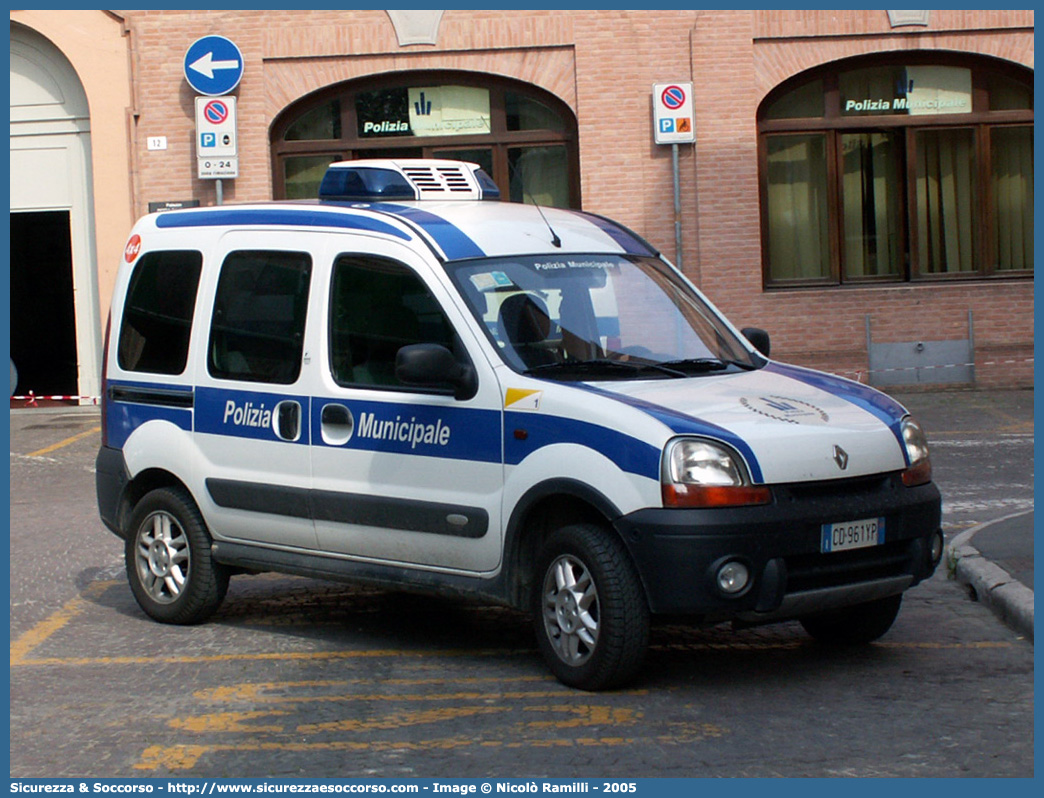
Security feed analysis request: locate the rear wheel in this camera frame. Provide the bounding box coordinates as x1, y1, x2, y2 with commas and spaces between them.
125, 487, 229, 624
533, 523, 649, 690
800, 593, 903, 644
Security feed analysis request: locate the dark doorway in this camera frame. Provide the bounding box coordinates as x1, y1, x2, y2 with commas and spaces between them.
10, 211, 78, 397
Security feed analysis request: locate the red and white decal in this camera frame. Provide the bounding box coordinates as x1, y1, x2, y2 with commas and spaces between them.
124, 234, 142, 263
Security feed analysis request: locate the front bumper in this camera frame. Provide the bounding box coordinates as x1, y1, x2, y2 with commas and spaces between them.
613, 472, 942, 619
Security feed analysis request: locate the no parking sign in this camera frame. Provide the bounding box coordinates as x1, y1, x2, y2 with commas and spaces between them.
653, 82, 695, 144
195, 96, 238, 178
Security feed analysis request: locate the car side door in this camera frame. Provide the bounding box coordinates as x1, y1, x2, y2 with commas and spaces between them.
190, 230, 320, 550
310, 239, 505, 573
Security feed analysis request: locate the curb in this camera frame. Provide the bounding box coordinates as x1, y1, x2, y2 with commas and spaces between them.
947, 510, 1034, 642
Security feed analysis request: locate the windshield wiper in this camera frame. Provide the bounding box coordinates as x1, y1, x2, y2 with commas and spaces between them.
656, 357, 759, 373
655, 357, 729, 372
524, 358, 687, 379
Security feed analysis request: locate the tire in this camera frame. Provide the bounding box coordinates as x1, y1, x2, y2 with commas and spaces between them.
799, 593, 903, 645
125, 487, 229, 625
532, 523, 649, 690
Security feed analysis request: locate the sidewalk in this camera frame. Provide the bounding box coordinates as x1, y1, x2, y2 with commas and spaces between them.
947, 511, 1035, 641
893, 389, 1035, 643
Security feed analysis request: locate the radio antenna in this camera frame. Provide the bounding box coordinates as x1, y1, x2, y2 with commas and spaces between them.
509, 160, 562, 248
532, 200, 562, 248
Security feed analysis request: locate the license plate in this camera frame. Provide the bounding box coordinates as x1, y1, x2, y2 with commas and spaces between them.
821, 517, 885, 553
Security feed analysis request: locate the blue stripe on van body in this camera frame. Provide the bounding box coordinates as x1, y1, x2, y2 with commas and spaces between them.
195, 386, 311, 445
369, 204, 486, 261
763, 362, 907, 456
105, 379, 193, 450
571, 383, 765, 483
196, 387, 654, 479
109, 380, 661, 486
504, 411, 661, 480
310, 397, 502, 464
154, 208, 412, 241
564, 211, 658, 257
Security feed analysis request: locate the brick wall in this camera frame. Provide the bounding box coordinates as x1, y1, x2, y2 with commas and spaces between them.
118, 9, 1034, 388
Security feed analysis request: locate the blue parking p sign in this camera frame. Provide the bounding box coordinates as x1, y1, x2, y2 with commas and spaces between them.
184, 35, 244, 96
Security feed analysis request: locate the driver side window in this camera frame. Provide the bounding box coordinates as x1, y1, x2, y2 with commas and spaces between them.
329, 254, 462, 390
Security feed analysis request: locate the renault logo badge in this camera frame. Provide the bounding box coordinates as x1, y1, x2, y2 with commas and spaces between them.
833, 445, 849, 471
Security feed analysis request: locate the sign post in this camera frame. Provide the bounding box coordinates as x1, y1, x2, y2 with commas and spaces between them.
185, 36, 243, 204
652, 82, 695, 269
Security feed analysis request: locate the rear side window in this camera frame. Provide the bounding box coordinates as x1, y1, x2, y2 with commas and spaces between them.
117, 250, 202, 375
208, 250, 312, 384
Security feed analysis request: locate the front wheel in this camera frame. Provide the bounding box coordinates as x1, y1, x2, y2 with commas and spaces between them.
125, 487, 229, 624
533, 523, 649, 690
799, 593, 903, 644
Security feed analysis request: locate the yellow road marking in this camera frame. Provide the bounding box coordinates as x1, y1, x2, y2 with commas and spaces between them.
194, 675, 552, 702
10, 580, 116, 666
200, 685, 641, 704
214, 688, 615, 704
11, 578, 1020, 669
15, 585, 1014, 774
298, 705, 506, 734
24, 425, 101, 458
13, 637, 1015, 668
522, 705, 639, 729
134, 726, 728, 771
171, 710, 289, 734
174, 686, 650, 742
13, 647, 531, 668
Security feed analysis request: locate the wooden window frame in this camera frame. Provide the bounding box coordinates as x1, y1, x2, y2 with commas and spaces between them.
758, 54, 1033, 289
271, 71, 580, 208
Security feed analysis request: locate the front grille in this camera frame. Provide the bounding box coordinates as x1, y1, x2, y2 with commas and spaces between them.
784, 540, 914, 593
775, 473, 896, 504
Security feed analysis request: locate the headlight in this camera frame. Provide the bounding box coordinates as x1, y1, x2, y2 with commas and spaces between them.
666, 439, 744, 486
900, 415, 932, 487
662, 438, 771, 508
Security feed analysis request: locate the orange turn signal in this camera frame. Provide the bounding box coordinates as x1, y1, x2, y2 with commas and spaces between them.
662, 483, 772, 508
901, 459, 932, 487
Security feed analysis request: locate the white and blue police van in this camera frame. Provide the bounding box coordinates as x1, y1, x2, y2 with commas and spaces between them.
96, 159, 942, 690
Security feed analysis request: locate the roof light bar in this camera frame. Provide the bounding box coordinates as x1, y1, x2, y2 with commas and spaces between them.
318, 159, 501, 202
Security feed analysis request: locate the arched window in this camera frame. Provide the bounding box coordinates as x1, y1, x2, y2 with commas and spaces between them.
271, 71, 580, 208
758, 54, 1033, 287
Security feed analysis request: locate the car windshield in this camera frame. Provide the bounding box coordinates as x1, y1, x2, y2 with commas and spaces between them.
444, 254, 761, 379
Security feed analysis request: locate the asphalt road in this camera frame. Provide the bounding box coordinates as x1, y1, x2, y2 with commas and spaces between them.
8, 390, 1034, 778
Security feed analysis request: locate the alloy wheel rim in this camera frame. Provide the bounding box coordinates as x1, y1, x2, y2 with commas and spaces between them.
542, 554, 599, 665
134, 510, 190, 604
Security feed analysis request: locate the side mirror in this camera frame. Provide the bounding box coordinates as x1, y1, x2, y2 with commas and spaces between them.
741, 327, 771, 358
396, 343, 478, 401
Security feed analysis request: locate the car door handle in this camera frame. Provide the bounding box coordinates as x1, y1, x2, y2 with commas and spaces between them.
274, 400, 301, 442
320, 403, 354, 446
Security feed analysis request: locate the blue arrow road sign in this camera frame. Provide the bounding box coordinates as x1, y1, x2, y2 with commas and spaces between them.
184, 35, 243, 96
